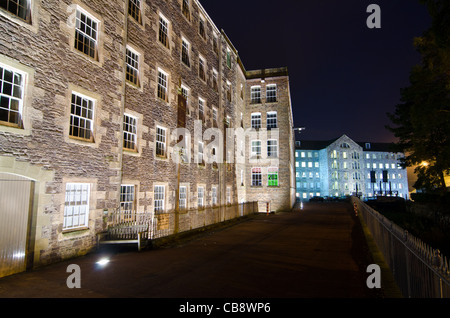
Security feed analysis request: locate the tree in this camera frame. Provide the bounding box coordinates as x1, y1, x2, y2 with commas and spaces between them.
386, 0, 450, 192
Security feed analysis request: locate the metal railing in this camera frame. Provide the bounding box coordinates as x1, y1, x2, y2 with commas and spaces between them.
352, 197, 450, 298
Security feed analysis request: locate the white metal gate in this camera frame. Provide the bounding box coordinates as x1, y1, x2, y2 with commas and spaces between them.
0, 173, 35, 278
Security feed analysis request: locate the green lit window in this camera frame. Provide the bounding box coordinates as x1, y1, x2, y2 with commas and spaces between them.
268, 167, 279, 186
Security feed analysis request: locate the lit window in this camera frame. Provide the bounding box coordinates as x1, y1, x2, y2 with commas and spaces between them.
226, 186, 231, 204
157, 68, 168, 101
266, 84, 277, 102
120, 185, 135, 217
123, 114, 137, 151
70, 92, 94, 142
268, 167, 279, 186
181, 38, 190, 67
251, 112, 261, 129
156, 126, 166, 157
181, 85, 189, 107
63, 183, 90, 230
0, 64, 24, 128
251, 86, 261, 104
1, 0, 31, 22
198, 141, 204, 165
197, 186, 204, 208
154, 185, 165, 212
267, 111, 277, 129
251, 140, 261, 158
212, 186, 217, 206
126, 47, 140, 86
251, 167, 262, 186
158, 14, 169, 48
128, 0, 141, 23
267, 139, 278, 157
198, 97, 205, 121
74, 8, 98, 59
226, 48, 231, 68
179, 186, 187, 210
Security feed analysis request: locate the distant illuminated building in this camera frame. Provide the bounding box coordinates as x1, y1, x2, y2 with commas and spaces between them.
295, 134, 409, 201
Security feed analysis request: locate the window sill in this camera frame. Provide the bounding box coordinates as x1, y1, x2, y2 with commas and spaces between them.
62, 226, 89, 234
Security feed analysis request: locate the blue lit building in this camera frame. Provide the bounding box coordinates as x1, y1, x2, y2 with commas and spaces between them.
295, 134, 409, 201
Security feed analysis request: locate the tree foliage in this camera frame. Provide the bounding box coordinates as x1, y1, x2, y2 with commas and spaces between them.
386, 0, 450, 191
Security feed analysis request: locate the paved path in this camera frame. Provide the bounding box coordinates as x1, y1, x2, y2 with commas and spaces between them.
0, 202, 382, 298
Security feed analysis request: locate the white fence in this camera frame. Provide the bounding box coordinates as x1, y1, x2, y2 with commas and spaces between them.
352, 197, 450, 298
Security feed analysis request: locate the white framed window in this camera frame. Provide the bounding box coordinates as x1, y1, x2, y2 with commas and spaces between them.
198, 55, 206, 81
63, 183, 90, 230
267, 111, 277, 129
251, 112, 261, 129
128, 0, 142, 23
198, 141, 204, 165
126, 46, 140, 86
154, 185, 165, 212
70, 92, 95, 142
181, 38, 190, 67
1, 0, 31, 22
0, 64, 25, 128
251, 140, 261, 158
179, 186, 187, 210
197, 186, 204, 208
267, 139, 278, 157
156, 126, 166, 157
158, 13, 169, 48
251, 167, 262, 186
74, 7, 99, 59
123, 114, 137, 151
120, 184, 135, 217
198, 97, 205, 121
250, 86, 261, 104
157, 68, 168, 101
266, 84, 277, 102
212, 186, 217, 206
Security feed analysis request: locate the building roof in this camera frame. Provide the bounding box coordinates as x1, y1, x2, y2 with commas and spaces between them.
295, 134, 397, 153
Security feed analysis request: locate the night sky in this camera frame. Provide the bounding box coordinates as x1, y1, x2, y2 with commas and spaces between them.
200, 0, 432, 143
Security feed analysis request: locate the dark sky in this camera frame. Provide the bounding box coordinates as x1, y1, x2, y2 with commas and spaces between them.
200, 0, 432, 143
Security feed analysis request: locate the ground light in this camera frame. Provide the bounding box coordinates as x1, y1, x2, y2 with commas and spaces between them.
96, 258, 110, 267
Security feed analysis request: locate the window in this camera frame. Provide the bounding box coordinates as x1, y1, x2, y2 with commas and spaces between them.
267, 139, 278, 157
267, 111, 277, 129
212, 69, 218, 91
70, 92, 94, 142
250, 86, 261, 104
212, 186, 217, 206
198, 141, 204, 165
198, 186, 204, 208
179, 186, 187, 210
213, 35, 218, 55
1, 0, 30, 22
226, 186, 231, 204
268, 167, 279, 186
181, 0, 190, 20
63, 183, 90, 230
74, 8, 98, 59
181, 38, 190, 67
212, 108, 217, 127
0, 64, 24, 128
226, 48, 231, 68
198, 98, 205, 121
266, 84, 277, 102
251, 113, 261, 129
120, 185, 135, 216
123, 114, 137, 151
199, 16, 206, 39
157, 68, 168, 101
156, 126, 166, 157
181, 85, 189, 107
128, 0, 141, 23
158, 14, 169, 48
226, 81, 231, 102
198, 56, 206, 81
154, 185, 165, 212
251, 140, 261, 158
251, 168, 262, 186
126, 47, 140, 86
